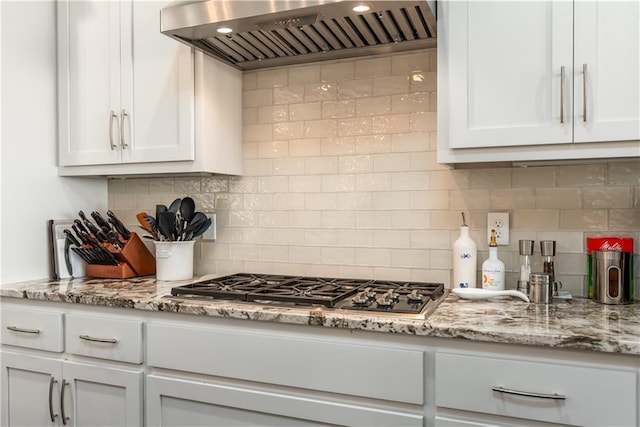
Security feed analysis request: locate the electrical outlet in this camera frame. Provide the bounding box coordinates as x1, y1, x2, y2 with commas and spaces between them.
201, 213, 216, 241
487, 212, 509, 245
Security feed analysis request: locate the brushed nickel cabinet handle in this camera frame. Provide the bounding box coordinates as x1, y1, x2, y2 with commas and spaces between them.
492, 386, 566, 400
560, 65, 565, 124
120, 109, 129, 149
48, 377, 58, 422
108, 110, 118, 150
6, 325, 40, 334
79, 334, 118, 344
60, 379, 69, 425
583, 63, 588, 122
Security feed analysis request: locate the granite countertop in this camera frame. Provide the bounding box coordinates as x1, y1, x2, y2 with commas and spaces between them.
1, 275, 638, 356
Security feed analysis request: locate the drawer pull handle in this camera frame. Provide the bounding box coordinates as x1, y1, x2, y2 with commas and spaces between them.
60, 379, 69, 425
7, 326, 40, 334
492, 386, 566, 400
48, 376, 58, 422
79, 334, 117, 344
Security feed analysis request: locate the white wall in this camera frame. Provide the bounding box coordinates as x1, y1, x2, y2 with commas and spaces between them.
0, 1, 107, 284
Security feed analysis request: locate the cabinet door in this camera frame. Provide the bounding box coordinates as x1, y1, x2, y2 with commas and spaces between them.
446, 1, 573, 148
58, 0, 122, 166
574, 1, 640, 143
146, 375, 423, 427
120, 1, 195, 164
1, 352, 62, 426
61, 361, 143, 427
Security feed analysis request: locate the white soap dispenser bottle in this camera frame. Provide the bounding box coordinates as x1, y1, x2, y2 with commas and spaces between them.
482, 229, 505, 290
453, 212, 477, 288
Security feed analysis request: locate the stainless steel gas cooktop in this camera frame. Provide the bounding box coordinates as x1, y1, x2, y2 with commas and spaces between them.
170, 273, 446, 319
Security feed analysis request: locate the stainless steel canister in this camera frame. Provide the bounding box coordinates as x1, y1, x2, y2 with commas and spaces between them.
592, 251, 632, 305
529, 273, 553, 304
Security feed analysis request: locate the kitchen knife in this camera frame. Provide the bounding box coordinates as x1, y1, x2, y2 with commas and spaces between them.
107, 210, 131, 241
79, 210, 101, 236
91, 211, 112, 234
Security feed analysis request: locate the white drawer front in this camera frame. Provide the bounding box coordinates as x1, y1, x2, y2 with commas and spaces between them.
66, 314, 142, 364
147, 323, 424, 404
436, 352, 637, 427
1, 307, 63, 352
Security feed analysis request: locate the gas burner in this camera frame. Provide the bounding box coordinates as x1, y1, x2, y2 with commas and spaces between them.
170, 273, 445, 318
407, 289, 425, 303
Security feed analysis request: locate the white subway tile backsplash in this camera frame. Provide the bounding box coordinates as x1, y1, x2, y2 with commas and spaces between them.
338, 155, 373, 173
557, 165, 606, 187
289, 65, 320, 85
355, 134, 392, 154
304, 83, 338, 101
273, 122, 304, 140
322, 100, 356, 119
289, 102, 322, 121
255, 176, 288, 194
338, 80, 373, 99
110, 51, 637, 298
372, 114, 412, 134
320, 62, 355, 82
338, 117, 372, 136
355, 173, 391, 191
559, 210, 607, 231
304, 119, 337, 138
356, 248, 391, 267
273, 158, 305, 175
289, 138, 322, 157
373, 75, 409, 96
355, 97, 391, 116
274, 85, 304, 105
273, 193, 305, 211
322, 210, 356, 228
355, 57, 391, 79
391, 171, 429, 190
305, 157, 338, 174
583, 187, 632, 209
258, 105, 289, 124
321, 174, 355, 192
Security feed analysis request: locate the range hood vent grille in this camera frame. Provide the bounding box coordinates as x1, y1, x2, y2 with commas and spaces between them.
162, 1, 436, 70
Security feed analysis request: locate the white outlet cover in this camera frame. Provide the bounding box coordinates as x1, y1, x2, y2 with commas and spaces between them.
201, 213, 216, 241
487, 212, 509, 246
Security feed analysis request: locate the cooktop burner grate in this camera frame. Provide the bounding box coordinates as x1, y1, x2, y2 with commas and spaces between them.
170, 273, 444, 315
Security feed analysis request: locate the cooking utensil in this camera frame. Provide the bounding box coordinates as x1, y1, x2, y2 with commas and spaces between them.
63, 229, 81, 276
91, 211, 112, 233
452, 288, 530, 302
182, 212, 207, 240
191, 217, 212, 239
180, 197, 196, 222
168, 198, 182, 214
157, 211, 176, 241
156, 204, 168, 221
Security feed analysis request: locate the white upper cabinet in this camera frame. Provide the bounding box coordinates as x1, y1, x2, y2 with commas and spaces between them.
58, 0, 193, 167
57, 0, 242, 176
573, 1, 640, 143
438, 0, 640, 164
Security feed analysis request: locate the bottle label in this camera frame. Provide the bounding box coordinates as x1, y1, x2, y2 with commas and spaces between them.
457, 282, 469, 288
459, 253, 473, 259
482, 271, 504, 289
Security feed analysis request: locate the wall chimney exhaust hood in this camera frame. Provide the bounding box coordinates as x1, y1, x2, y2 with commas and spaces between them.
160, 1, 436, 70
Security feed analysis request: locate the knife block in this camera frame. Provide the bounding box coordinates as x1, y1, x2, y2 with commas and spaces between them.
85, 233, 156, 279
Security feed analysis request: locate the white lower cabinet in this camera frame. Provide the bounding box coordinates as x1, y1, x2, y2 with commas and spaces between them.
435, 352, 638, 427
146, 375, 423, 427
1, 352, 143, 427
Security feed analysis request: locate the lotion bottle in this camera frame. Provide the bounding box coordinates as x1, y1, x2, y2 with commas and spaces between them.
482, 229, 505, 290
453, 212, 477, 288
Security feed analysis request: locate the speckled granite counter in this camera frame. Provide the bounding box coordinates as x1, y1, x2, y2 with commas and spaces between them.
1, 276, 638, 355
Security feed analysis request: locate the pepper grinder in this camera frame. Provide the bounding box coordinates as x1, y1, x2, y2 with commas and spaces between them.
540, 240, 558, 294
517, 240, 534, 295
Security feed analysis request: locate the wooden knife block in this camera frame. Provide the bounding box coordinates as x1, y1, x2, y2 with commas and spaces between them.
85, 233, 156, 279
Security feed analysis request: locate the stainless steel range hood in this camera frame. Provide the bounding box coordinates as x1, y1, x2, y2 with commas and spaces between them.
160, 1, 436, 70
